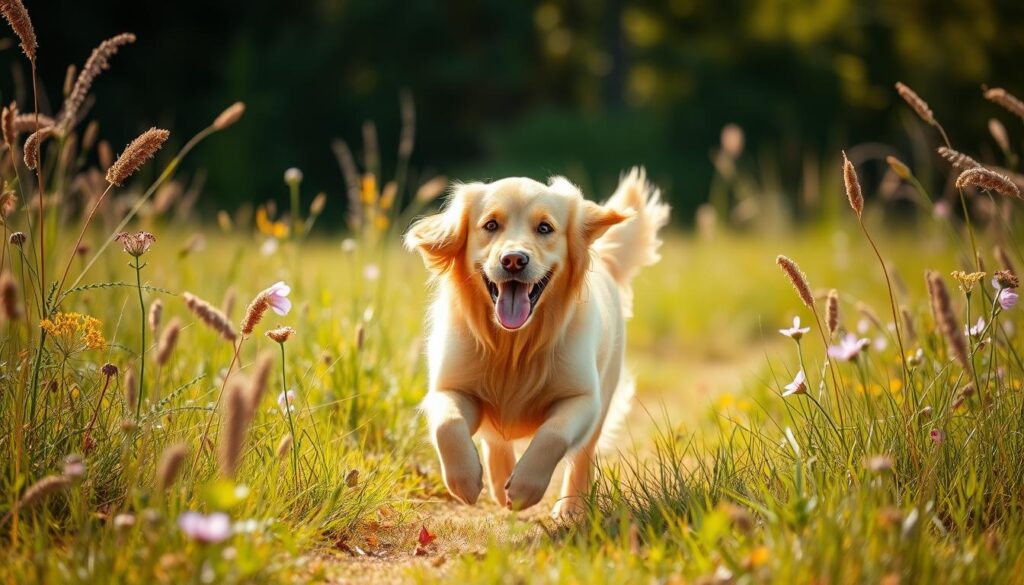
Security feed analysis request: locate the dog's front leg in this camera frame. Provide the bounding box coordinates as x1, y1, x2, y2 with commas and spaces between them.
504, 394, 599, 511
422, 389, 484, 505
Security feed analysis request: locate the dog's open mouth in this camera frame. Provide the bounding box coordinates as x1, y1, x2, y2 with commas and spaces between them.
484, 271, 553, 330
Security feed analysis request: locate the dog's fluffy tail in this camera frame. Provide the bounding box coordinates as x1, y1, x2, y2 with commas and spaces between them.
593, 167, 671, 318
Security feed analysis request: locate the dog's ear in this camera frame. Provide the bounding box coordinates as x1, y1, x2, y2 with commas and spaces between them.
580, 199, 630, 243
404, 183, 481, 273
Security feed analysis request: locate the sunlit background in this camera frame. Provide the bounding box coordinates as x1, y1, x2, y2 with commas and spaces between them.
3, 0, 1023, 222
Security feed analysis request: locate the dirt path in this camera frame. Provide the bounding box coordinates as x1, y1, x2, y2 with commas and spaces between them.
314, 347, 773, 583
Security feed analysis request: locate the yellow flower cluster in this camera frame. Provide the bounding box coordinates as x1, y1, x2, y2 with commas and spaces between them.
40, 312, 106, 351
951, 270, 986, 294
256, 206, 289, 239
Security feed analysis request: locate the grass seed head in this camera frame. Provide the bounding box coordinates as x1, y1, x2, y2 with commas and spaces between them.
994, 245, 1016, 274
148, 298, 163, 332
826, 289, 839, 336
19, 475, 71, 509
276, 433, 293, 459
61, 33, 136, 129
938, 147, 981, 171
1, 102, 16, 146
895, 82, 936, 126
885, 156, 911, 180
776, 255, 815, 309
219, 379, 253, 477
124, 366, 137, 410
0, 0, 37, 61
23, 125, 53, 170
984, 87, 1024, 120
213, 101, 245, 131
842, 151, 863, 217
106, 128, 169, 186
989, 119, 1010, 152
156, 443, 188, 490
183, 291, 238, 342
155, 317, 182, 366
955, 167, 1021, 199
926, 271, 971, 372
246, 352, 274, 415
994, 269, 1019, 289
0, 271, 20, 320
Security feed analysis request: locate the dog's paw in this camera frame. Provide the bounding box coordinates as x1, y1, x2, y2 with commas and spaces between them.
442, 461, 483, 505
551, 497, 587, 521
504, 470, 550, 511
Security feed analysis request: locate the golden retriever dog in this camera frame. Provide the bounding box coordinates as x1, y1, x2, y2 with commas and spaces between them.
405, 167, 669, 518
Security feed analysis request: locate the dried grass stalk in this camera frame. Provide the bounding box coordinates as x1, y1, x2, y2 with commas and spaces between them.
776, 255, 815, 309
0, 0, 37, 61
106, 127, 169, 186
156, 443, 188, 490
895, 82, 935, 125
938, 147, 981, 171
926, 271, 970, 371
155, 317, 182, 366
955, 167, 1021, 199
23, 125, 53, 170
984, 87, 1024, 120
183, 291, 238, 342
61, 33, 136, 129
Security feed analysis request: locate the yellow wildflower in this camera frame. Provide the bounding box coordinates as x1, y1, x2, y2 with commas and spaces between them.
360, 174, 378, 205
40, 312, 107, 355
950, 270, 985, 294
256, 206, 289, 239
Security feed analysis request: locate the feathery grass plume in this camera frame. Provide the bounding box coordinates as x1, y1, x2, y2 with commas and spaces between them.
938, 147, 981, 171
148, 298, 163, 332
12, 113, 54, 133
98, 140, 113, 169
1, 271, 19, 320
895, 82, 936, 125
246, 352, 274, 414
994, 245, 1016, 274
60, 33, 136, 129
885, 156, 911, 180
985, 87, 1024, 120
18, 475, 70, 509
826, 290, 839, 336
155, 317, 182, 366
2, 102, 16, 146
276, 434, 293, 458
989, 119, 1010, 153
219, 378, 253, 477
776, 255, 815, 309
926, 271, 970, 371
841, 151, 863, 217
900, 306, 917, 341
156, 443, 188, 490
124, 366, 137, 411
183, 291, 238, 342
62, 64, 76, 97
213, 102, 245, 131
23, 125, 53, 170
955, 167, 1021, 199
106, 127, 169, 186
0, 0, 37, 60
241, 295, 269, 337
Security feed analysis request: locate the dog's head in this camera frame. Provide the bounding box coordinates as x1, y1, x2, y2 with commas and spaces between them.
405, 177, 628, 331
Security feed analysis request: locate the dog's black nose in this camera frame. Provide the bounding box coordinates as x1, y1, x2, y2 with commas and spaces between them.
500, 251, 530, 273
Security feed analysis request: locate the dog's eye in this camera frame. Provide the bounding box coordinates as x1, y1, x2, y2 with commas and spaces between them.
537, 222, 554, 235
483, 219, 499, 232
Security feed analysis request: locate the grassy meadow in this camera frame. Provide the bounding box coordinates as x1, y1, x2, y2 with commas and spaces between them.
3, 5, 1024, 584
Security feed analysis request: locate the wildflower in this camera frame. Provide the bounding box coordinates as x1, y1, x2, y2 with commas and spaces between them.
827, 333, 870, 362
277, 390, 296, 413
951, 270, 985, 295
993, 272, 1019, 311
256, 206, 289, 239
178, 511, 232, 544
260, 237, 279, 256
113, 513, 136, 532
929, 429, 945, 445
965, 317, 986, 338
363, 264, 381, 282
114, 231, 156, 257
9, 231, 26, 246
907, 348, 924, 367
782, 370, 807, 397
63, 454, 86, 479
39, 312, 107, 354
778, 316, 810, 340
266, 326, 294, 344
284, 167, 303, 186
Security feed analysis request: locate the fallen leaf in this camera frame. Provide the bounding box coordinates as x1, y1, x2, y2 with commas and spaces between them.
418, 525, 436, 546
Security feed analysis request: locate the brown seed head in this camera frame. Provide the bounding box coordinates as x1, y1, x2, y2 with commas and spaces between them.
955, 167, 1021, 199
926, 271, 970, 372
11, 113, 55, 134
9, 231, 26, 247
23, 125, 53, 170
938, 147, 981, 171
0, 271, 19, 320
183, 291, 238, 342
19, 475, 71, 509
101, 363, 118, 378
213, 101, 245, 130
155, 318, 182, 366
826, 289, 839, 336
984, 87, 1024, 120
266, 326, 294, 344
61, 33, 136, 129
124, 366, 137, 410
246, 352, 274, 415
0, 0, 37, 61
106, 128, 169, 186
989, 119, 1010, 152
240, 292, 269, 337
114, 231, 156, 257
310, 192, 327, 216
148, 298, 163, 332
156, 443, 188, 490
1, 102, 16, 146
885, 156, 911, 180
841, 151, 863, 217
776, 255, 815, 309
994, 269, 1019, 289
219, 379, 254, 477
895, 82, 935, 125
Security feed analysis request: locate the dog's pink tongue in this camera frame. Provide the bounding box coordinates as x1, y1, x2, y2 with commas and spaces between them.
496, 281, 531, 329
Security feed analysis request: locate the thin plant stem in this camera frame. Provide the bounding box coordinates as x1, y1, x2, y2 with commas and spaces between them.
858, 220, 910, 391
191, 338, 244, 478
55, 183, 114, 302
133, 255, 146, 421
279, 342, 299, 488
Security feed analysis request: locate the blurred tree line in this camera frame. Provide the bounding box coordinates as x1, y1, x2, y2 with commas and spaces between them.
2, 0, 1022, 225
